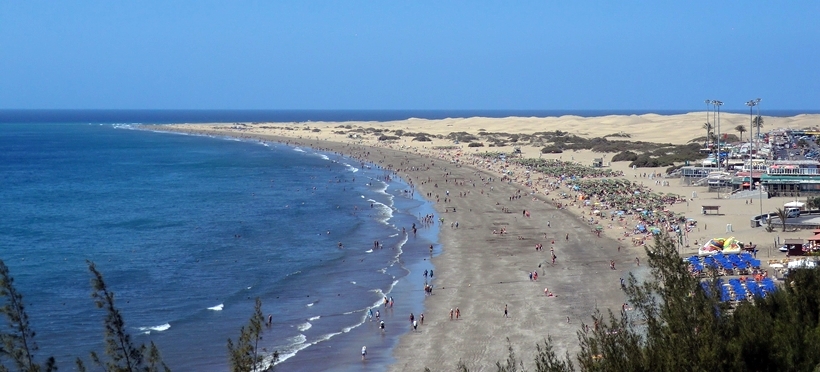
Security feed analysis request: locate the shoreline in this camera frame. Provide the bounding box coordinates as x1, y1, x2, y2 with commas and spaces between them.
150, 124, 637, 370
141, 126, 445, 371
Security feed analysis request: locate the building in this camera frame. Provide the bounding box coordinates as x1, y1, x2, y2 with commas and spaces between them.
760, 160, 820, 196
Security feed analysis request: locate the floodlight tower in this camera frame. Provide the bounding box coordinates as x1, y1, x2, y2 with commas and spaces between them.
746, 99, 758, 177
713, 100, 724, 170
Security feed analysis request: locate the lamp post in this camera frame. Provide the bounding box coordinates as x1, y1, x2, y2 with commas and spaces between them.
709, 100, 720, 168
713, 100, 724, 171
757, 181, 763, 226
746, 99, 758, 180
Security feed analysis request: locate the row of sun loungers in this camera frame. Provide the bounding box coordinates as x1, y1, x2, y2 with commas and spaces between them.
701, 277, 777, 303
687, 252, 762, 276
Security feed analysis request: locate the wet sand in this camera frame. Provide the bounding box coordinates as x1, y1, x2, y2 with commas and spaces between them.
153, 126, 639, 371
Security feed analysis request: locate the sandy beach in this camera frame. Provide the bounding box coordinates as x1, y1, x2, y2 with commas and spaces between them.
154, 112, 820, 370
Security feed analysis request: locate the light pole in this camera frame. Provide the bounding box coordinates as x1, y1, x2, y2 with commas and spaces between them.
711, 100, 717, 168
746, 99, 758, 179
757, 181, 763, 226
714, 100, 724, 171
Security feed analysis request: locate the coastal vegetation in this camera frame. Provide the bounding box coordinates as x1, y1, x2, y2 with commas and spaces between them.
0, 260, 56, 372
476, 234, 820, 372
0, 259, 274, 372
227, 298, 270, 372
75, 261, 170, 372
323, 126, 708, 169
610, 151, 638, 162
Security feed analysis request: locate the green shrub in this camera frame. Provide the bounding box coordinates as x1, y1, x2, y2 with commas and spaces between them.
612, 151, 639, 162
540, 145, 563, 154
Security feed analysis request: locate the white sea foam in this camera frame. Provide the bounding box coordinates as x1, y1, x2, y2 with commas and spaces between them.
293, 147, 305, 153
366, 199, 394, 225
309, 315, 321, 321
287, 270, 301, 277
208, 304, 224, 311
365, 249, 373, 253
138, 323, 170, 334
311, 332, 341, 344
350, 281, 356, 285
297, 322, 312, 331
342, 163, 359, 173
270, 334, 310, 366
318, 154, 330, 160
306, 301, 316, 307
343, 310, 355, 315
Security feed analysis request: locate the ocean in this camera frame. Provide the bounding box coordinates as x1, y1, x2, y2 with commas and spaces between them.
0, 122, 439, 371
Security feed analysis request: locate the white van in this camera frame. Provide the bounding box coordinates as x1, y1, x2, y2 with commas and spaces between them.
786, 207, 801, 218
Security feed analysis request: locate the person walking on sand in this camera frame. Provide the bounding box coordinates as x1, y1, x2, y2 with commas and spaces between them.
362, 346, 367, 361
456, 307, 460, 319
636, 257, 640, 266
566, 233, 569, 241
409, 313, 414, 326
449, 308, 454, 320
380, 320, 385, 332
504, 304, 508, 318
420, 313, 424, 325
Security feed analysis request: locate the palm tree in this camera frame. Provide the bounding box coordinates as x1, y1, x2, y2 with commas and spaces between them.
774, 207, 788, 232
753, 115, 764, 143
735, 125, 747, 142
753, 115, 764, 131
703, 122, 713, 148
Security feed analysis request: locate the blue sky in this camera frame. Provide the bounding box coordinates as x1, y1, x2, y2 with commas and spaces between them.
1, 1, 818, 110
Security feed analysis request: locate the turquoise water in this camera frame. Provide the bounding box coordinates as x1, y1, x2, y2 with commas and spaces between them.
0, 123, 438, 371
